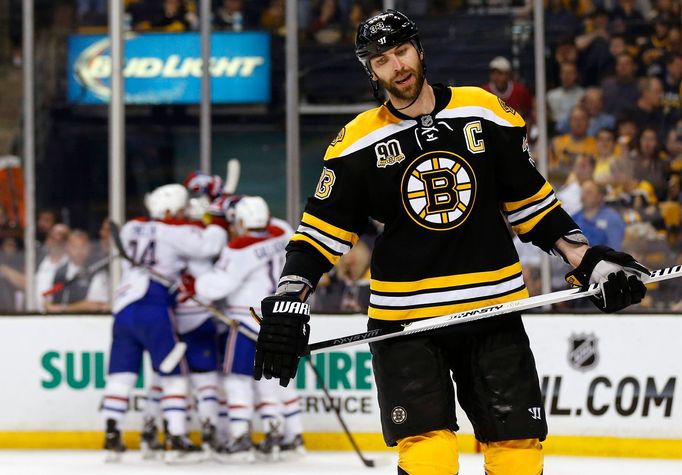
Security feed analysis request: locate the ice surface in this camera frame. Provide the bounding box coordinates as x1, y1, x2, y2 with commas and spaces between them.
0, 450, 681, 475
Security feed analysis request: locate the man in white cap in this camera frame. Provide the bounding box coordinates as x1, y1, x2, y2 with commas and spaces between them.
482, 56, 533, 118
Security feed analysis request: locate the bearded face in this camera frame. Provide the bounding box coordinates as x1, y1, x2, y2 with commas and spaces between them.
369, 42, 425, 104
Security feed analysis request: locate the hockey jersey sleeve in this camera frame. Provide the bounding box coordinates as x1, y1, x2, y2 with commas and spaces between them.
283, 134, 370, 286
168, 224, 227, 260
485, 94, 580, 252
195, 247, 254, 301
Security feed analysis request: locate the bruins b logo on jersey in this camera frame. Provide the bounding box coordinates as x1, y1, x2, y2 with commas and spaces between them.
401, 151, 476, 231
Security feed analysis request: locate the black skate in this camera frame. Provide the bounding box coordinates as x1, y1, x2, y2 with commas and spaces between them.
140, 416, 163, 460
163, 434, 204, 464
201, 419, 222, 460
216, 433, 256, 463
256, 428, 284, 462
280, 434, 306, 458
104, 419, 126, 463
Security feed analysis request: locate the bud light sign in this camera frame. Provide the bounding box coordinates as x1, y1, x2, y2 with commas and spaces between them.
67, 32, 270, 104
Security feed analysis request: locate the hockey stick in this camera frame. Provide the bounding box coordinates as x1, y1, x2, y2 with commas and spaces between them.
304, 357, 376, 467
306, 265, 682, 354
223, 159, 241, 195
42, 253, 117, 297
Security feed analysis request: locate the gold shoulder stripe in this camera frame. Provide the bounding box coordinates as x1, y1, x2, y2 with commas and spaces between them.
290, 234, 341, 265
368, 287, 529, 320
446, 86, 525, 128
502, 182, 554, 213
324, 106, 402, 161
370, 262, 523, 293
511, 201, 561, 235
301, 212, 359, 245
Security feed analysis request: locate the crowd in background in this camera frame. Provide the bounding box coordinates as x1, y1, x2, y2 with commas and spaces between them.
0, 209, 111, 314
3, 0, 682, 313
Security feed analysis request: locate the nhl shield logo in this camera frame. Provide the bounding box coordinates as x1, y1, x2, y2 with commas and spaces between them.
421, 115, 434, 127
568, 333, 599, 371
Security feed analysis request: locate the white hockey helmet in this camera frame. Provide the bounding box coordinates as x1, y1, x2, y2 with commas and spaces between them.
144, 184, 189, 219
186, 195, 210, 222
234, 196, 270, 232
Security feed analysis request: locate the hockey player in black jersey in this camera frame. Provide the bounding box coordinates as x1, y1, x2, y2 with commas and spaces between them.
253, 9, 649, 475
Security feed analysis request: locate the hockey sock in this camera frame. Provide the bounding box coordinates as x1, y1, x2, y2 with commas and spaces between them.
224, 374, 255, 439
102, 372, 137, 428
397, 430, 459, 475
481, 438, 543, 475
277, 384, 303, 443
255, 377, 284, 434
216, 380, 231, 444
190, 371, 219, 426
142, 372, 162, 423
160, 375, 190, 436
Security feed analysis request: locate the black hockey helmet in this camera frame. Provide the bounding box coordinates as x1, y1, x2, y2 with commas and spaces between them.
355, 9, 425, 100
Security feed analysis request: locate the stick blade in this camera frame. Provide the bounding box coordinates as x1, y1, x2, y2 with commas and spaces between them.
223, 159, 241, 195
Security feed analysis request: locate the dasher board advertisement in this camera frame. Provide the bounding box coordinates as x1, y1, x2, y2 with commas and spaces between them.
66, 32, 271, 105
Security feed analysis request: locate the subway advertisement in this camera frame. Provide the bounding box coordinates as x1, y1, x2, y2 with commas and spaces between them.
66, 32, 271, 105
0, 315, 680, 457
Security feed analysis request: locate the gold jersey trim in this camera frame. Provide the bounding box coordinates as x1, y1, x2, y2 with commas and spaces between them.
289, 234, 341, 265
368, 287, 530, 321
301, 212, 359, 245
503, 182, 554, 213
370, 262, 523, 293
445, 86, 526, 128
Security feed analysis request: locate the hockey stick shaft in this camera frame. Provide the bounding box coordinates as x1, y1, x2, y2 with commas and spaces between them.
223, 159, 240, 195
304, 357, 375, 467
307, 265, 682, 354
42, 253, 117, 297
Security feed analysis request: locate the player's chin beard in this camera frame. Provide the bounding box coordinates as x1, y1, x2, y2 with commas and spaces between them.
380, 66, 425, 103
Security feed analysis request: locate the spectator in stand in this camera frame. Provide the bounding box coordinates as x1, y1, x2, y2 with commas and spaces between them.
632, 127, 670, 196
606, 157, 659, 225
601, 53, 640, 117
550, 106, 598, 183
0, 236, 24, 312
647, 0, 681, 23
556, 87, 615, 135
36, 210, 57, 245
599, 34, 629, 80
214, 0, 251, 31
260, 0, 286, 37
307, 0, 344, 45
545, 0, 582, 47
638, 18, 672, 77
661, 54, 682, 118
628, 76, 666, 139
664, 120, 682, 173
133, 0, 198, 32
481, 56, 533, 119
548, 38, 580, 89
76, 0, 108, 26
557, 154, 597, 215
576, 8, 612, 87
594, 127, 621, 184
44, 230, 110, 314
610, 0, 649, 43
615, 113, 640, 155
548, 62, 585, 124
658, 175, 682, 243
35, 223, 70, 313
91, 217, 111, 264
573, 180, 626, 249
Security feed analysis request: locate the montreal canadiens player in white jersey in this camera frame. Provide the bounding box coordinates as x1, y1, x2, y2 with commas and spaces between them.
102, 184, 225, 463
194, 196, 305, 461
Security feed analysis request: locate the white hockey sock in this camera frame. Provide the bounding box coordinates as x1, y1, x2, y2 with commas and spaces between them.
190, 372, 219, 426
224, 374, 254, 439
279, 385, 304, 443
256, 378, 284, 435
216, 381, 231, 444
103, 372, 137, 429
142, 372, 162, 423
160, 375, 190, 436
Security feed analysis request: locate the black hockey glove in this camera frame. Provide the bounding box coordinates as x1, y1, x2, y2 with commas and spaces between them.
254, 295, 310, 387
565, 246, 650, 313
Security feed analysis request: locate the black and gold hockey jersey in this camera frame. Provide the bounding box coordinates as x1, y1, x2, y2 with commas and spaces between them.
283, 85, 579, 321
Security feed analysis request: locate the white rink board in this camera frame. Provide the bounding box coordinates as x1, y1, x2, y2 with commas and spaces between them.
0, 314, 680, 440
